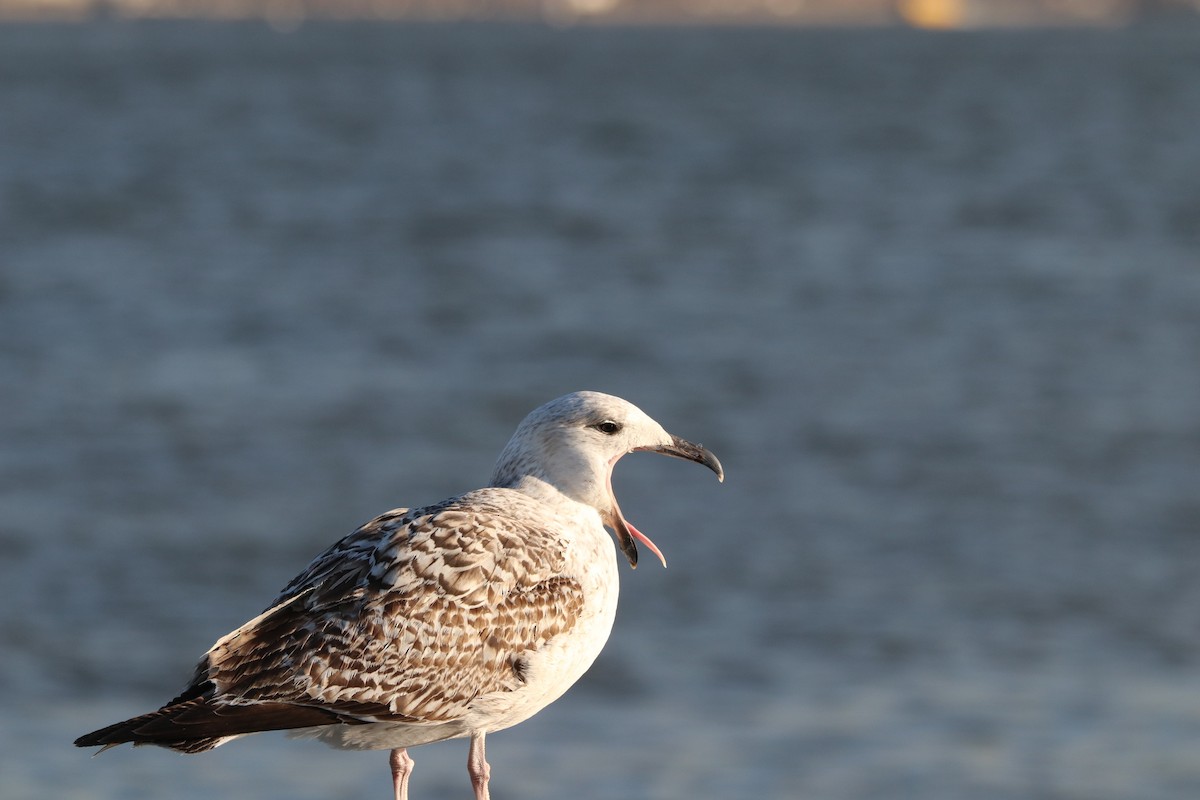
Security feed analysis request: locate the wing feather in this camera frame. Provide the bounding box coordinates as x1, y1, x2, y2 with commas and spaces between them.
77, 489, 589, 751
200, 489, 585, 724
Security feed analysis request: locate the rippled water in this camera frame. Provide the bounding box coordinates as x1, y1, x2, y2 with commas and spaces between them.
3, 19, 1200, 800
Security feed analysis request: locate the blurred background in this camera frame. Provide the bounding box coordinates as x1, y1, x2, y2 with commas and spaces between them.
2, 5, 1199, 800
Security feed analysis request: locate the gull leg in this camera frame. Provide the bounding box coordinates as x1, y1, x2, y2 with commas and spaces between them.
390, 748, 415, 800
467, 732, 491, 800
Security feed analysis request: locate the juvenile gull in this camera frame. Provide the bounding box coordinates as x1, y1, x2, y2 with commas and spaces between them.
75, 391, 723, 799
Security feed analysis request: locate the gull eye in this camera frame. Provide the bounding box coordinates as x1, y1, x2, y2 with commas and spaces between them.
591, 420, 622, 436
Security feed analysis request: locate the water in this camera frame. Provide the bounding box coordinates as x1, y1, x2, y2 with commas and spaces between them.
2, 19, 1200, 800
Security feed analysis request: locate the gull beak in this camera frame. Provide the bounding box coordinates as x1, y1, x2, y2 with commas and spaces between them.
609, 435, 724, 569
641, 435, 724, 483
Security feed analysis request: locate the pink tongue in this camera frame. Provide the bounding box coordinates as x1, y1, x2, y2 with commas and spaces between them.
626, 519, 667, 568
607, 461, 667, 568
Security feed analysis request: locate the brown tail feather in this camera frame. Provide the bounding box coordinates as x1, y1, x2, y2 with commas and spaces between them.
75, 697, 354, 753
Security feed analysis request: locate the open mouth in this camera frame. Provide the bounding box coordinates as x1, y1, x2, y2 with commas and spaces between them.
604, 436, 723, 569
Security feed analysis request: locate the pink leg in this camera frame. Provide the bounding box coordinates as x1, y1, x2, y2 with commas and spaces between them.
390, 748, 415, 800
467, 732, 491, 800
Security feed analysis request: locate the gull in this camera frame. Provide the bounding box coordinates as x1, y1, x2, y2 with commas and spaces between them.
75, 391, 723, 799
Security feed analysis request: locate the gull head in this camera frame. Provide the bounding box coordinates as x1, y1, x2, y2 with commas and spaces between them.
491, 391, 723, 568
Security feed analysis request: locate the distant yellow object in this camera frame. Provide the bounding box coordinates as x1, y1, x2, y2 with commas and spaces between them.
898, 0, 964, 28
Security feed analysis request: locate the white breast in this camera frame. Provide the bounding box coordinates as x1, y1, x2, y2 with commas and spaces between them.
463, 506, 620, 734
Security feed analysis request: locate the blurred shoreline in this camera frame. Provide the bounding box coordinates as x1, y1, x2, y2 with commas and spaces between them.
2, 0, 1198, 28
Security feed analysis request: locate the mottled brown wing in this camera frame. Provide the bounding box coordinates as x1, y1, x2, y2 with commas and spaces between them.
265, 507, 412, 610
198, 490, 585, 725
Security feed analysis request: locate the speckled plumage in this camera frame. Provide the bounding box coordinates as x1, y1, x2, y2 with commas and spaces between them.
76, 391, 723, 800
